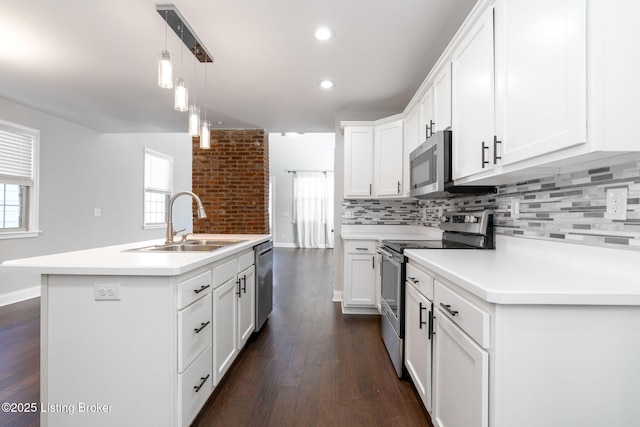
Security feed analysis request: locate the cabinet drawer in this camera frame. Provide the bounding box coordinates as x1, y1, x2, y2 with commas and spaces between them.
406, 263, 434, 300
178, 345, 213, 427
237, 250, 254, 272
214, 258, 237, 287
178, 293, 212, 372
345, 240, 376, 254
178, 270, 212, 309
435, 281, 490, 348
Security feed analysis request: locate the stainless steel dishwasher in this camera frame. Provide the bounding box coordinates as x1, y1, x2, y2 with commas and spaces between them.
254, 240, 273, 331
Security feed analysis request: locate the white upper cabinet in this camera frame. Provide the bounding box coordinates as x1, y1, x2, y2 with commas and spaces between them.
495, 0, 587, 166
344, 127, 374, 198
419, 86, 435, 142
451, 7, 496, 180
343, 120, 404, 199
433, 62, 452, 132
374, 120, 404, 197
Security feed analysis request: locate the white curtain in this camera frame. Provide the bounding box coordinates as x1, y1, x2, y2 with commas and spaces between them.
293, 171, 334, 248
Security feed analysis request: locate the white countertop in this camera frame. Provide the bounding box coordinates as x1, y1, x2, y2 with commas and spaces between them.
0, 234, 271, 277
406, 236, 640, 306
341, 225, 442, 242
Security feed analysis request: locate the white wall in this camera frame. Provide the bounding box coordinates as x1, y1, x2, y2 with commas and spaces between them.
269, 133, 335, 247
0, 97, 192, 304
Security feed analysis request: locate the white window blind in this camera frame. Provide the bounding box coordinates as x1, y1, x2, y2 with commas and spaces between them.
144, 150, 172, 192
0, 124, 35, 186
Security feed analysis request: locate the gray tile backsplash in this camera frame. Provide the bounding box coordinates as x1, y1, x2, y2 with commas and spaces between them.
342, 160, 640, 250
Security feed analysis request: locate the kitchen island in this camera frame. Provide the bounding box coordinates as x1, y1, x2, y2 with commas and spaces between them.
1, 234, 271, 427
404, 235, 640, 427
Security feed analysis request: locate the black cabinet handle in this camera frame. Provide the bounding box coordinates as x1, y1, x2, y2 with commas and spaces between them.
419, 302, 427, 329
494, 135, 502, 164
194, 321, 210, 334
408, 276, 419, 284
194, 374, 210, 393
355, 247, 368, 251
372, 256, 375, 269
440, 303, 458, 316
428, 308, 434, 340
397, 181, 401, 194
194, 284, 210, 294
429, 120, 435, 138
369, 183, 372, 195
241, 275, 247, 293
481, 141, 489, 168
236, 279, 242, 297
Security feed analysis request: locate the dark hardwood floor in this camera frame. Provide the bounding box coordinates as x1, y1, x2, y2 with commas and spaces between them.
0, 296, 40, 427
0, 248, 432, 427
193, 249, 432, 427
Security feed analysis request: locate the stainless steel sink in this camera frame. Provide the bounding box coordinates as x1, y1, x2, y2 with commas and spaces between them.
125, 239, 247, 253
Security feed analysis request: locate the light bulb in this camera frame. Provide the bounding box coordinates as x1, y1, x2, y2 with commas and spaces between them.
158, 50, 173, 89
174, 77, 188, 111
189, 105, 200, 136
200, 120, 211, 149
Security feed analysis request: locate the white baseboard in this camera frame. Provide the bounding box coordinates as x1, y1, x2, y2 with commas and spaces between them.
273, 242, 297, 248
0, 285, 40, 307
332, 290, 342, 302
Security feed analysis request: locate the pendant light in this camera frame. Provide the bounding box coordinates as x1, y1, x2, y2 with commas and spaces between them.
157, 11, 173, 89
174, 25, 188, 111
200, 59, 211, 149
188, 48, 201, 136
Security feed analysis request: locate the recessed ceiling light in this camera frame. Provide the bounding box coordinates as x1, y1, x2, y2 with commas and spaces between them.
315, 27, 332, 41
318, 80, 335, 89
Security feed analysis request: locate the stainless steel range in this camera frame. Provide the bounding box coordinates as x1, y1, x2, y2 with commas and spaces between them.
378, 209, 494, 377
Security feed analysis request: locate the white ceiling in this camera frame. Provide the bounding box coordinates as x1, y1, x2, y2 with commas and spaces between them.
0, 0, 477, 133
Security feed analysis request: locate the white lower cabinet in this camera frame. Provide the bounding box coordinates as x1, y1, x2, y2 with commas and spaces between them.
342, 240, 378, 313
178, 346, 213, 427
433, 313, 489, 427
404, 267, 434, 413
213, 250, 255, 383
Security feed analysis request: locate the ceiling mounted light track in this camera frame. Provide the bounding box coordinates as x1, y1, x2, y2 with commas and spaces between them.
156, 4, 214, 63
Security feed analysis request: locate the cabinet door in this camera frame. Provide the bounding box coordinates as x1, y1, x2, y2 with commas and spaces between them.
374, 120, 403, 197
404, 106, 421, 196
344, 254, 376, 306
405, 283, 433, 413
237, 266, 255, 350
213, 277, 238, 384
433, 62, 452, 132
433, 312, 488, 427
451, 8, 496, 180
419, 86, 435, 142
495, 0, 586, 166
344, 127, 374, 197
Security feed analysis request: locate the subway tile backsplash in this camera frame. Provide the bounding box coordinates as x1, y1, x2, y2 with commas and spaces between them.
342, 160, 640, 250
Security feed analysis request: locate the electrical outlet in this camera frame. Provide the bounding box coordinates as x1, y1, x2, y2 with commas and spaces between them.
93, 208, 101, 217
94, 283, 120, 301
510, 198, 521, 220
344, 211, 354, 218
605, 187, 628, 220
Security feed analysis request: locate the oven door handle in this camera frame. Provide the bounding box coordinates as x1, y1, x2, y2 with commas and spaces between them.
377, 247, 394, 258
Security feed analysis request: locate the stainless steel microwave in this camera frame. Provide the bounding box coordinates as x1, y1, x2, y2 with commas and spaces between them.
409, 130, 495, 199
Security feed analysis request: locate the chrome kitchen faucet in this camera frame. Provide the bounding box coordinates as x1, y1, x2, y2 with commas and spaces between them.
165, 191, 207, 244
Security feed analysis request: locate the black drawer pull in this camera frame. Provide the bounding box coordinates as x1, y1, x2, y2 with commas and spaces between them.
194, 284, 210, 294
481, 141, 489, 168
355, 247, 369, 251
408, 276, 419, 284
419, 302, 427, 329
440, 303, 458, 316
241, 275, 247, 293
194, 321, 210, 334
194, 374, 210, 393
236, 279, 242, 297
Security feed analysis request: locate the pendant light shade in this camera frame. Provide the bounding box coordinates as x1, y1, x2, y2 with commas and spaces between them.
174, 77, 188, 111
200, 120, 211, 149
158, 50, 173, 89
189, 105, 201, 136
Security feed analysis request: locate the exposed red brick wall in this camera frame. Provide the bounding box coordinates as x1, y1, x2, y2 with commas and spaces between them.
192, 129, 270, 234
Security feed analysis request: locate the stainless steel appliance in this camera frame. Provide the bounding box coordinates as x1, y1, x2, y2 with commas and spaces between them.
254, 240, 273, 331
409, 130, 495, 199
378, 209, 494, 377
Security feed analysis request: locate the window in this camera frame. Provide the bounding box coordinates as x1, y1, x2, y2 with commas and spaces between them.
143, 148, 173, 228
0, 119, 39, 239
